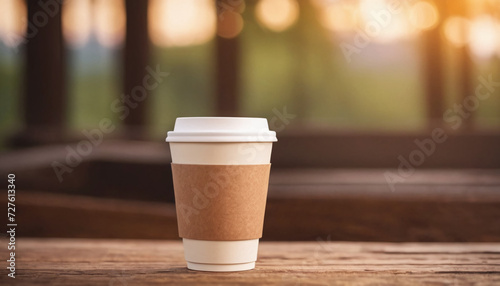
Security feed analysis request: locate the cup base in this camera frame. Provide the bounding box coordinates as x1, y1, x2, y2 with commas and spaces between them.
187, 261, 255, 272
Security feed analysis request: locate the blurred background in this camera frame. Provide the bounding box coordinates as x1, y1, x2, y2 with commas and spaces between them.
0, 0, 499, 242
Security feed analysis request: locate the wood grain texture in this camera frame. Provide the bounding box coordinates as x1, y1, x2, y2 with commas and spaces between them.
0, 168, 499, 241
2, 167, 500, 241
263, 169, 500, 241
0, 191, 179, 239
0, 239, 499, 285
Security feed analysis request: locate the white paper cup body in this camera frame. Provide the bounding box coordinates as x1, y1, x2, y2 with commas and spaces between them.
170, 142, 272, 165
166, 117, 276, 272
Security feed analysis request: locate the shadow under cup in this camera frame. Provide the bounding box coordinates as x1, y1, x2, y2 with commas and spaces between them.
166, 117, 277, 272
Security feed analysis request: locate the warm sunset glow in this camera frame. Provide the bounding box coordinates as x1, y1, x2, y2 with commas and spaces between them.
375, 15, 414, 43
320, 3, 357, 32
409, 1, 439, 31
358, 0, 415, 43
62, 0, 92, 48
149, 0, 216, 47
443, 16, 470, 48
359, 0, 389, 24
255, 0, 299, 32
63, 0, 124, 48
94, 0, 125, 48
468, 15, 500, 59
0, 0, 27, 48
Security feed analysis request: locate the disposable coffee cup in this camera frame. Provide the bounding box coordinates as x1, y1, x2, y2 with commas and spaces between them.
166, 117, 277, 272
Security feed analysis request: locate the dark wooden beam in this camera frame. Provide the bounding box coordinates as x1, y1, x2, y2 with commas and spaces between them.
290, 0, 309, 121
215, 36, 240, 116
271, 131, 500, 169
13, 0, 66, 147
123, 0, 150, 139
456, 0, 474, 131
422, 0, 447, 129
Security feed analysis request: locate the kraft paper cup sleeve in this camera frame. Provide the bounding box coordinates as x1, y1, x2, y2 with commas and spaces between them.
172, 164, 271, 241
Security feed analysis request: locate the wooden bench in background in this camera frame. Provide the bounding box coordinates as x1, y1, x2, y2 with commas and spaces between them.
1, 140, 499, 241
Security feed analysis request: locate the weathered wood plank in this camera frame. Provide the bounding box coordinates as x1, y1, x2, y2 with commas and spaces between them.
270, 169, 500, 202
2, 183, 500, 241
2, 191, 178, 239
2, 139, 500, 203
1, 239, 499, 285
271, 132, 500, 168
270, 169, 500, 186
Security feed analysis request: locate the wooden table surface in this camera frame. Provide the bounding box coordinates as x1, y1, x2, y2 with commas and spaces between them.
1, 239, 499, 285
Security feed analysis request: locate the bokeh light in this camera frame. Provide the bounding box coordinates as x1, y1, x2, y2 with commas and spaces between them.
375, 15, 414, 43
443, 16, 470, 48
468, 15, 499, 59
358, 0, 415, 43
0, 0, 27, 48
62, 0, 92, 48
217, 10, 244, 38
63, 0, 124, 48
149, 0, 216, 47
409, 1, 439, 31
94, 0, 125, 48
319, 3, 357, 32
359, 0, 388, 23
255, 0, 299, 32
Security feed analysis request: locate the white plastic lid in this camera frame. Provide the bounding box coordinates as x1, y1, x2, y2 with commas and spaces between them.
165, 117, 277, 142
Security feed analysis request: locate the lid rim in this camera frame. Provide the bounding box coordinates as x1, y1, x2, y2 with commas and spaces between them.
166, 133, 277, 143
165, 117, 277, 142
